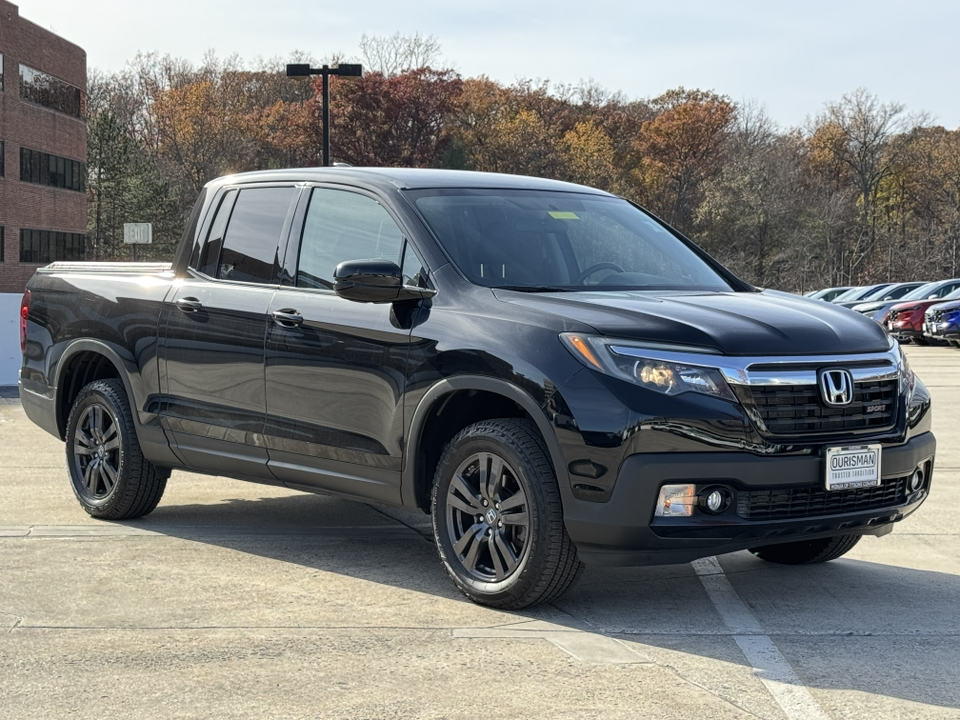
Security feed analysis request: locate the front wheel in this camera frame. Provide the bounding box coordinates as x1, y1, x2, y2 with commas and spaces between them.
431, 418, 584, 609
749, 534, 861, 564
65, 379, 168, 519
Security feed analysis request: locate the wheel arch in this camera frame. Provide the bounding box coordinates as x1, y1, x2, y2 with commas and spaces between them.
53, 339, 179, 468
54, 340, 135, 439
402, 376, 570, 512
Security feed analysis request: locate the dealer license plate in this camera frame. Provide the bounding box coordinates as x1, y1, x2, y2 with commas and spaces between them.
824, 445, 882, 491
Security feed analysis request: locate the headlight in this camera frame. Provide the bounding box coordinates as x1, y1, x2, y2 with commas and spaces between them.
899, 346, 916, 404
559, 333, 737, 401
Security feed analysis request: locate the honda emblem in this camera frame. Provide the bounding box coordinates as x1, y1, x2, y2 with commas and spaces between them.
819, 368, 854, 407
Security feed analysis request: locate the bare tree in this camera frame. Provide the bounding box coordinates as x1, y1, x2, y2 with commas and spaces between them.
359, 32, 442, 76
813, 89, 930, 274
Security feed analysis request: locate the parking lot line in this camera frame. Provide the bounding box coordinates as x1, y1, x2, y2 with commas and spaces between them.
693, 556, 831, 720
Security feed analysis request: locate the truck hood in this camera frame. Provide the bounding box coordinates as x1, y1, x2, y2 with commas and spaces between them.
891, 299, 947, 313
496, 289, 892, 356
851, 300, 888, 313
928, 300, 960, 313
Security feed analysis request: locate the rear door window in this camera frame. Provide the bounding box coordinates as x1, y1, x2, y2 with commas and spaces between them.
214, 187, 296, 284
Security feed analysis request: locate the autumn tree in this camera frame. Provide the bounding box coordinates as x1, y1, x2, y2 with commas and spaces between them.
810, 89, 929, 277
86, 72, 179, 260
696, 105, 807, 287
325, 67, 463, 167
634, 88, 736, 232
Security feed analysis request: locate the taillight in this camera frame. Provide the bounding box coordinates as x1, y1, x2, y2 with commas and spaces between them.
20, 290, 30, 355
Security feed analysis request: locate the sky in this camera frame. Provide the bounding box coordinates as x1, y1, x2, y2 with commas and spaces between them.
16, 0, 960, 130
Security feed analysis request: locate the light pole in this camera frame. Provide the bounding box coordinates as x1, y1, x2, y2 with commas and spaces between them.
286, 63, 363, 167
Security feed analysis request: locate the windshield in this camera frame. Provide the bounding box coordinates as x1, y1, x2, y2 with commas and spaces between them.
902, 282, 941, 300
870, 283, 921, 301
832, 286, 867, 302
408, 189, 735, 292
854, 284, 892, 300
814, 287, 852, 301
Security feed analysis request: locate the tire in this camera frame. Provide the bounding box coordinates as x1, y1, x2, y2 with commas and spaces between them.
431, 418, 584, 609
914, 336, 930, 346
749, 534, 861, 564
65, 379, 168, 520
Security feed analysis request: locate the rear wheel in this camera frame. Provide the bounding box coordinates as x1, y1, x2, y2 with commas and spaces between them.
749, 534, 861, 564
65, 379, 167, 519
431, 418, 584, 609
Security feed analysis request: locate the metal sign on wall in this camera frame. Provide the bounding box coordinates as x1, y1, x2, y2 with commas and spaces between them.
123, 223, 152, 244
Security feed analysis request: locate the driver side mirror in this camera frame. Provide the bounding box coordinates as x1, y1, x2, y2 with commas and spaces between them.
334, 259, 436, 304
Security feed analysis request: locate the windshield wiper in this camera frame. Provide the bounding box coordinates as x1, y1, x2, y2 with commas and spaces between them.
494, 285, 572, 293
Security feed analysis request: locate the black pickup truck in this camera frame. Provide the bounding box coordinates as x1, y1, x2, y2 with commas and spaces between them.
19, 168, 935, 609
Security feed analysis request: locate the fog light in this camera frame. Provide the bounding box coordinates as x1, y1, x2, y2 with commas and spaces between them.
909, 468, 924, 493
699, 486, 732, 514
655, 484, 696, 517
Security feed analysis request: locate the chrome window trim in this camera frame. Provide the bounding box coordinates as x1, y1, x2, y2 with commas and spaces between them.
608, 345, 901, 387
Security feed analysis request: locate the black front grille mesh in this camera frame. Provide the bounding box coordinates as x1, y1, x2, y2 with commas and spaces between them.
742, 379, 898, 436
738, 475, 908, 520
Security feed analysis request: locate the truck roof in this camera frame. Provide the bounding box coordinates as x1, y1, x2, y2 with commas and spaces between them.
205, 167, 615, 195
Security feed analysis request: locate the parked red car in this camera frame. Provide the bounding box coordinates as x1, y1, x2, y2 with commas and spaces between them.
885, 286, 960, 343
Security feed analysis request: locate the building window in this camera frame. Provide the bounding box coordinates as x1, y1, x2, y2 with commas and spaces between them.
19, 64, 84, 119
19, 147, 85, 192
0, 140, 4, 177
0, 54, 4, 92
19, 229, 86, 263
1, 227, 4, 263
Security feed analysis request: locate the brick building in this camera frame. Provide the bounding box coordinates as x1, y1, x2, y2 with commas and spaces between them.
0, 0, 86, 294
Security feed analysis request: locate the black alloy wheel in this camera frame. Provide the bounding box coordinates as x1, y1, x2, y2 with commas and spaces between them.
72, 403, 122, 501
65, 379, 168, 519
432, 418, 584, 609
445, 451, 530, 582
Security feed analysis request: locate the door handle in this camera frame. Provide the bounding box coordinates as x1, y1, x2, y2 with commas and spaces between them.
272, 309, 303, 328
175, 297, 202, 313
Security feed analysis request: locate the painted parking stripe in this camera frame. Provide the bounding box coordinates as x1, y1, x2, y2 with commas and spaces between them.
692, 556, 831, 720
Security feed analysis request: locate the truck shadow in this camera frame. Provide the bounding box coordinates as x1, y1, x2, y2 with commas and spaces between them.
123, 491, 960, 713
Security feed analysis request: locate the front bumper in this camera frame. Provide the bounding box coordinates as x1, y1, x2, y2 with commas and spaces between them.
563, 431, 936, 566
923, 319, 960, 339
889, 325, 922, 340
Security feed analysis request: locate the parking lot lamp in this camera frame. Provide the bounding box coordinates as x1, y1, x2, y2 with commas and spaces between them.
286, 62, 363, 166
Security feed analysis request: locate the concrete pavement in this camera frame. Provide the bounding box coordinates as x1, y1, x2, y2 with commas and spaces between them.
1, 345, 958, 719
